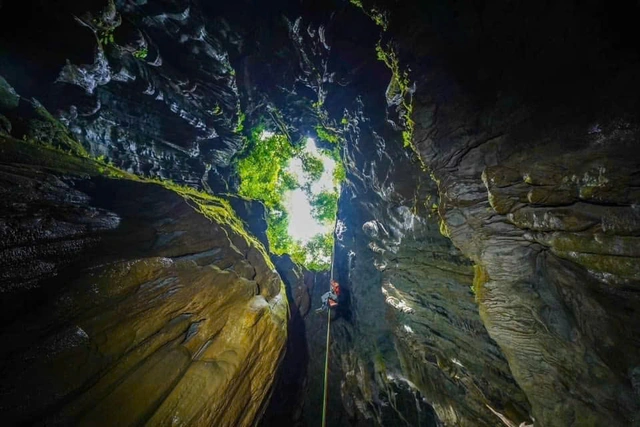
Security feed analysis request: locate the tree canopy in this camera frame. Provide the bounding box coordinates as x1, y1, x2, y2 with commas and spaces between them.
310, 191, 338, 225
236, 127, 344, 271
237, 130, 296, 209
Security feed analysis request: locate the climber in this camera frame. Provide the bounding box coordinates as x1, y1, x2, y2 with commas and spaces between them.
316, 279, 341, 312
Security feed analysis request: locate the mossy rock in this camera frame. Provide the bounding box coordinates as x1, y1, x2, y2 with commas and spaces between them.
0, 134, 288, 426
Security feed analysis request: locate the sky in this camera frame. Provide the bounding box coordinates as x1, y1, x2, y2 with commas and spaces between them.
283, 138, 337, 243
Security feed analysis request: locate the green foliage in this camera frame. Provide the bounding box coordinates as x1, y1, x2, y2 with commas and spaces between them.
310, 191, 338, 225
303, 232, 333, 271
133, 48, 148, 59
301, 154, 324, 182
370, 9, 389, 29
333, 159, 346, 186
349, 0, 389, 30
211, 103, 223, 116
267, 211, 294, 254
266, 212, 332, 271
315, 125, 340, 144
99, 29, 115, 46
376, 41, 419, 159
235, 112, 246, 133
237, 131, 295, 209
236, 125, 344, 271
280, 171, 299, 191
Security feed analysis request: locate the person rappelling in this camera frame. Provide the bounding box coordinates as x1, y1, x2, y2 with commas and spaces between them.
316, 278, 341, 312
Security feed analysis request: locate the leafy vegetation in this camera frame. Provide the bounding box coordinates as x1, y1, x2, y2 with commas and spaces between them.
333, 157, 346, 186
349, 0, 389, 30
375, 41, 415, 150
235, 112, 246, 133
235, 125, 344, 271
211, 103, 223, 116
237, 130, 297, 208
315, 125, 340, 144
133, 47, 148, 59
302, 233, 334, 271
310, 191, 338, 225
301, 153, 324, 181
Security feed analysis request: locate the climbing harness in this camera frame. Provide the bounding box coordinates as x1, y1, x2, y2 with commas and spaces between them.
321, 227, 337, 427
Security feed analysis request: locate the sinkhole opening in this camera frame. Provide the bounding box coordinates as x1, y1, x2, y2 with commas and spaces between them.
236, 127, 345, 270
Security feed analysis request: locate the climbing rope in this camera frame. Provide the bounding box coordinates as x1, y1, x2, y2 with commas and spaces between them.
321, 226, 337, 427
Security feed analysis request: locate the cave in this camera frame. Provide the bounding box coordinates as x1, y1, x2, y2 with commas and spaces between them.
1, 0, 640, 426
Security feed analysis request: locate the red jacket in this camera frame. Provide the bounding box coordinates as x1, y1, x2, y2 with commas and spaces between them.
330, 279, 341, 296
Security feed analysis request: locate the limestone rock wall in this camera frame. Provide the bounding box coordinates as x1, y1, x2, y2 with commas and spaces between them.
397, 1, 640, 425
0, 0, 245, 188
0, 135, 288, 426
335, 110, 531, 426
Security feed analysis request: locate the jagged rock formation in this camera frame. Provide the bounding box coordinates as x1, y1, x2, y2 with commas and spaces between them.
0, 0, 244, 187
397, 1, 640, 425
0, 133, 288, 426
330, 102, 530, 426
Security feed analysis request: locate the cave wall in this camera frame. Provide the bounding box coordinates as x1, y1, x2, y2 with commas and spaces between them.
0, 133, 288, 426
0, 0, 246, 187
392, 0, 640, 425
2, 0, 640, 426
331, 101, 530, 426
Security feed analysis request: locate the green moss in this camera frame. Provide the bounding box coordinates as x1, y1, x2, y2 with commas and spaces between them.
438, 217, 451, 238
133, 48, 148, 60
1, 133, 271, 265
546, 233, 640, 257
315, 125, 340, 144
375, 41, 422, 165
554, 251, 640, 280
211, 104, 223, 116
1, 133, 132, 179
29, 102, 90, 158
235, 112, 246, 133
373, 350, 387, 374
349, 0, 389, 30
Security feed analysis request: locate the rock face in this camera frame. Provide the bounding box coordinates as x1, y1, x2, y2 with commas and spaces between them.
331, 104, 530, 426
2, 0, 640, 426
0, 0, 245, 187
397, 1, 640, 425
0, 135, 288, 426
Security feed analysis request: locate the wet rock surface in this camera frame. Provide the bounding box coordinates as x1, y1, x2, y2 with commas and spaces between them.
0, 136, 288, 426
331, 108, 530, 426
2, 0, 640, 426
0, 0, 245, 187
395, 1, 640, 425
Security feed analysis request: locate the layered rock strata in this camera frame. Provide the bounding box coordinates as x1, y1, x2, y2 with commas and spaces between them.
0, 134, 288, 426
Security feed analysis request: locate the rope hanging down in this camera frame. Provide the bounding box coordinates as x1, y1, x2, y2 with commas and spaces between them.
321, 225, 337, 427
